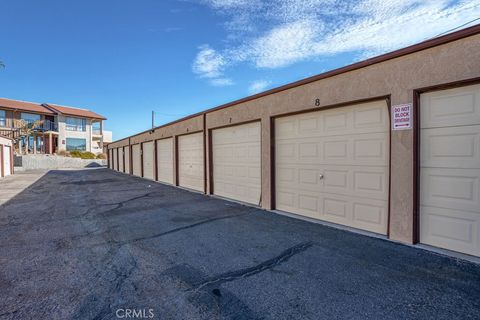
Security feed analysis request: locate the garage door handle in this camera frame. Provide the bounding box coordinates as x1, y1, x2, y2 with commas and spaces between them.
319, 174, 324, 180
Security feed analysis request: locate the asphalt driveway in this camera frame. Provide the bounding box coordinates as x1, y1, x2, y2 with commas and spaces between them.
0, 169, 479, 320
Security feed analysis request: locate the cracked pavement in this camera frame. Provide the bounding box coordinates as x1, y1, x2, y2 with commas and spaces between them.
0, 169, 479, 319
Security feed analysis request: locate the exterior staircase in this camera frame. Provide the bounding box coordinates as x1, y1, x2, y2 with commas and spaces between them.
0, 128, 20, 141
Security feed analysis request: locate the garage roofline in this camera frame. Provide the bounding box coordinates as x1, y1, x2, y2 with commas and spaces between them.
111, 23, 480, 145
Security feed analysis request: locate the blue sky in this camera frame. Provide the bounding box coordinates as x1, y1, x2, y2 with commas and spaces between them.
1, 0, 479, 140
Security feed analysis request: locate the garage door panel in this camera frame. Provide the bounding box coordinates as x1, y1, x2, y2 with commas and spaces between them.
421, 84, 480, 129
276, 189, 388, 234
322, 196, 388, 234
353, 105, 387, 129
275, 100, 389, 234
3, 146, 11, 176
132, 144, 141, 177
213, 122, 261, 205
353, 201, 386, 226
276, 101, 388, 139
157, 138, 173, 184
109, 150, 113, 169
113, 148, 118, 171
420, 205, 479, 256
353, 135, 388, 162
421, 168, 480, 213
124, 146, 130, 174
277, 164, 388, 201
215, 164, 260, 181
276, 133, 388, 166
118, 148, 124, 172
277, 190, 319, 219
178, 133, 204, 192
421, 125, 480, 169
420, 84, 480, 256
142, 142, 154, 180
352, 169, 388, 195
214, 180, 261, 205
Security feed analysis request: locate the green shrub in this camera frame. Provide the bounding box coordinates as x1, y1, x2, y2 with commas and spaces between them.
69, 150, 82, 158
70, 150, 96, 159
80, 152, 96, 159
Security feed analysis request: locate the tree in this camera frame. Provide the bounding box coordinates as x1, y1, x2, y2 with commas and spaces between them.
14, 119, 44, 154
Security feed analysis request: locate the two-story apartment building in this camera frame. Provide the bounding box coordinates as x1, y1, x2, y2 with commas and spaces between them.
0, 98, 112, 155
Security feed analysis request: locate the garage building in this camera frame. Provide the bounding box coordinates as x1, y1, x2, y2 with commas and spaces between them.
108, 25, 480, 258
0, 135, 14, 178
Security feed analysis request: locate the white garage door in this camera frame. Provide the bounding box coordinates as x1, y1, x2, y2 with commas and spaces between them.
118, 147, 124, 173
132, 144, 142, 177
275, 100, 390, 234
113, 148, 118, 171
178, 132, 204, 192
212, 122, 261, 205
3, 146, 11, 176
142, 141, 155, 180
420, 84, 480, 257
109, 149, 113, 169
124, 146, 130, 174
157, 138, 174, 184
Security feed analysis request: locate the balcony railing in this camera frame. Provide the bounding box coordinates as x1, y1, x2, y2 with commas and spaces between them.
0, 128, 20, 140
15, 119, 58, 132
65, 124, 86, 132
92, 129, 102, 135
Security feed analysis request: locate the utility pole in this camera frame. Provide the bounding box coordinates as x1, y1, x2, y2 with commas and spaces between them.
152, 111, 155, 129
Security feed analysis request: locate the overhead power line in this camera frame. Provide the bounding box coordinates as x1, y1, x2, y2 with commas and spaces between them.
433, 17, 480, 38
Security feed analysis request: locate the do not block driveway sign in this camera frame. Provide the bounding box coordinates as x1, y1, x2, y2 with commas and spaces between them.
392, 103, 412, 130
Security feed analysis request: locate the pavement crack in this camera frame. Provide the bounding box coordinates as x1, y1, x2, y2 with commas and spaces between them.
122, 212, 249, 245
100, 192, 159, 215
190, 241, 314, 291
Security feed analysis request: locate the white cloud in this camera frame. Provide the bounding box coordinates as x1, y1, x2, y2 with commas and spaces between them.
192, 0, 480, 83
202, 0, 253, 9
210, 78, 234, 86
192, 45, 235, 86
311, 0, 480, 56
248, 80, 271, 94
192, 44, 226, 78
241, 20, 323, 68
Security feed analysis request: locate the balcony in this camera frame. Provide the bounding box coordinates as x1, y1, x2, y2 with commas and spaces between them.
92, 130, 112, 143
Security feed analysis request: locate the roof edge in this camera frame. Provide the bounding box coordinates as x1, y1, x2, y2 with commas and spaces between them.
43, 103, 107, 120
41, 103, 59, 114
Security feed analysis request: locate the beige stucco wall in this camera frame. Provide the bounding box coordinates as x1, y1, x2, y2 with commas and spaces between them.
57, 115, 93, 152
110, 33, 480, 244
109, 116, 204, 184
129, 115, 204, 144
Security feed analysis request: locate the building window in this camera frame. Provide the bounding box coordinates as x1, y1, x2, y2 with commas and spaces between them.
92, 121, 101, 135
66, 138, 86, 151
21, 112, 41, 123
65, 117, 86, 132
0, 110, 6, 127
